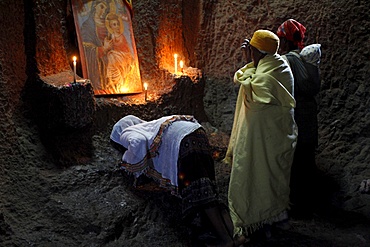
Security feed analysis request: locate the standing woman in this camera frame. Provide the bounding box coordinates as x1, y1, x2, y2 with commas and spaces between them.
224, 30, 297, 238
277, 19, 321, 217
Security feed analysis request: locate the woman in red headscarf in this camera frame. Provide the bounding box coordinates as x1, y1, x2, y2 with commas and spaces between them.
277, 19, 306, 51
277, 19, 321, 218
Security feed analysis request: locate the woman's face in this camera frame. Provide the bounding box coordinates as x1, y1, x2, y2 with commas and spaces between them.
278, 37, 288, 54
95, 3, 107, 18
250, 45, 265, 67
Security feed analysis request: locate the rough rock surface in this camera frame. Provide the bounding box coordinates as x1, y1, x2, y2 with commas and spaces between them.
0, 0, 369, 246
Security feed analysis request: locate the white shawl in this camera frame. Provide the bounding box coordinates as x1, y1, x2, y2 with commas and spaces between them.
111, 115, 201, 186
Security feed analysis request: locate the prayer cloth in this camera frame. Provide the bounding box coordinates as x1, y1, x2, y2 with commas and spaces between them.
225, 54, 297, 236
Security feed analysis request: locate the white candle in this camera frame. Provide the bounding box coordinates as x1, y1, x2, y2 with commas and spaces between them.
180, 60, 184, 74
144, 83, 148, 101
174, 54, 178, 74
73, 56, 77, 83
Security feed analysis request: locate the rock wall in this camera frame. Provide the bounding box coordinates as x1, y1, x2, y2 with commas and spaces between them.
133, 0, 370, 216
0, 0, 369, 222
194, 0, 370, 216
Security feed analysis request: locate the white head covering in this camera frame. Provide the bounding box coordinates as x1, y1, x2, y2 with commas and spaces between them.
300, 44, 321, 66
110, 115, 146, 144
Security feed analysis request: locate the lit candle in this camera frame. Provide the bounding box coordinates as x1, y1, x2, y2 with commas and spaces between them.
174, 54, 178, 75
144, 82, 148, 101
73, 56, 77, 83
180, 60, 184, 74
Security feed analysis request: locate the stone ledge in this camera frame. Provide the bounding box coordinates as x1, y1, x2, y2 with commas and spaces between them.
38, 71, 96, 130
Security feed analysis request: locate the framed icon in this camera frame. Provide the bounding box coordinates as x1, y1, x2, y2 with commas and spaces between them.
72, 0, 142, 95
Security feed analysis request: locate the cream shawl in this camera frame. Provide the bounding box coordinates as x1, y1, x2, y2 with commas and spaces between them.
225, 54, 298, 236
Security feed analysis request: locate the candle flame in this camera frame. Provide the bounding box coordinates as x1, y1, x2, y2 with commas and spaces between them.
143, 83, 148, 90
174, 54, 178, 74
180, 60, 184, 68
73, 56, 77, 62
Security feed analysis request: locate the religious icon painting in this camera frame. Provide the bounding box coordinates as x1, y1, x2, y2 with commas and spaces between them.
72, 0, 142, 95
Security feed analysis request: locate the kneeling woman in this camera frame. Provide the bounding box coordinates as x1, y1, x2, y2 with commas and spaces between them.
110, 115, 246, 247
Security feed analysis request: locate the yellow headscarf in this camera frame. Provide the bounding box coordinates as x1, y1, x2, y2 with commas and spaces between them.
250, 30, 279, 54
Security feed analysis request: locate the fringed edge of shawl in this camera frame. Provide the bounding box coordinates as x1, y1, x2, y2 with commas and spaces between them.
119, 163, 180, 196
242, 210, 289, 237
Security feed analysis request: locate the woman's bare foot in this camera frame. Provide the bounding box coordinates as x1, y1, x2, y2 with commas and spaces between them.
206, 235, 248, 247
233, 234, 248, 246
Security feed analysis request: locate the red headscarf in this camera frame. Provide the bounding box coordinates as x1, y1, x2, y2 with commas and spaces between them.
277, 19, 306, 49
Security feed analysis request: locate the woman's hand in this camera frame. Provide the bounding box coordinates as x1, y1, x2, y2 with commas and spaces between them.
241, 39, 251, 63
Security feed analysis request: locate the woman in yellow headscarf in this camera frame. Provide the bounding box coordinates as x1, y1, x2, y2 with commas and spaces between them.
224, 30, 297, 238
